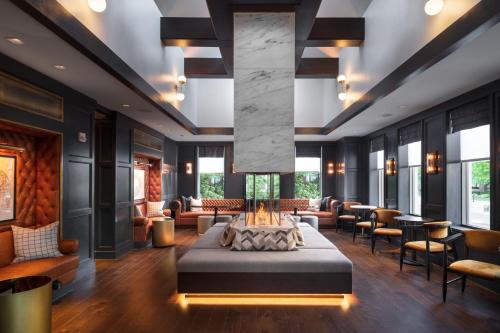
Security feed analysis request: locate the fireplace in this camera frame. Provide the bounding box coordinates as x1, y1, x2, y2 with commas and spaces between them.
245, 173, 280, 226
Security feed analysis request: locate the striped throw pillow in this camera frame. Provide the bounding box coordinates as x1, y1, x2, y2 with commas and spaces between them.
11, 222, 63, 263
147, 201, 165, 217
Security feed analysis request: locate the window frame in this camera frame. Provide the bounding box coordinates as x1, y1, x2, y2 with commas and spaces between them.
294, 156, 322, 199
461, 158, 491, 229
197, 156, 225, 199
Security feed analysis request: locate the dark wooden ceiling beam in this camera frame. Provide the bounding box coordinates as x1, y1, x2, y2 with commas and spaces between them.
185, 57, 338, 78
294, 0, 322, 70
184, 58, 229, 78
296, 58, 339, 78
303, 18, 365, 47
206, 0, 234, 76
160, 17, 227, 47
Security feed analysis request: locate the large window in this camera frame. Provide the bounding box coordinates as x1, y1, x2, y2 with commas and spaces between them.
377, 150, 385, 207
408, 142, 422, 215
198, 157, 224, 199
295, 157, 321, 199
369, 148, 385, 207
460, 125, 490, 229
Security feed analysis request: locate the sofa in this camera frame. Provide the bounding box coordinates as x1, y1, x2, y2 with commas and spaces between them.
170, 199, 245, 226
0, 228, 79, 286
280, 198, 339, 228
170, 198, 338, 227
133, 202, 171, 243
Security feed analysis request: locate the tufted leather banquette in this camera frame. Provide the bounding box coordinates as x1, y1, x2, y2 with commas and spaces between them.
0, 228, 79, 285
280, 199, 339, 227
171, 199, 244, 225
133, 203, 171, 243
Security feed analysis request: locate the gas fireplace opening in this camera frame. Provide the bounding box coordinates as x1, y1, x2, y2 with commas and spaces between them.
245, 173, 280, 226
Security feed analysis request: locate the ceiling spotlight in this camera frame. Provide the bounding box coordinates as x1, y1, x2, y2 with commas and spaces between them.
337, 75, 348, 101
5, 37, 24, 45
398, 105, 408, 109
424, 0, 444, 16
88, 0, 107, 13
53, 64, 66, 70
381, 113, 393, 118
122, 104, 130, 108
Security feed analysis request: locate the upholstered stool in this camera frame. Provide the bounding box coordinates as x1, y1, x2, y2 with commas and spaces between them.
289, 215, 301, 223
215, 215, 233, 223
152, 217, 175, 247
301, 215, 319, 230
197, 216, 215, 235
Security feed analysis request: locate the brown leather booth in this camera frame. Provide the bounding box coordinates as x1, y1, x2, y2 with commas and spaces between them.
0, 228, 79, 285
133, 202, 171, 243
170, 198, 338, 227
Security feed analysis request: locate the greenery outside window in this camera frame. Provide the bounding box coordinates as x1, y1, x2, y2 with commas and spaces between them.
198, 157, 224, 198
295, 157, 321, 199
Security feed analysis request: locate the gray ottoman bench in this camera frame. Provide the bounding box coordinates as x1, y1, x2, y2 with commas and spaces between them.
197, 216, 215, 235
301, 215, 319, 230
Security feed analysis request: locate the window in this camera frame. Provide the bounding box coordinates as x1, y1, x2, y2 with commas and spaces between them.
408, 142, 422, 215
460, 125, 490, 229
133, 169, 145, 200
198, 157, 224, 198
377, 150, 384, 208
295, 157, 321, 199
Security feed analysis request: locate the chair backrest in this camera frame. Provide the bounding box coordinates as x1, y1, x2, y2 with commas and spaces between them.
423, 221, 452, 239
374, 209, 401, 225
342, 201, 361, 212
464, 230, 500, 253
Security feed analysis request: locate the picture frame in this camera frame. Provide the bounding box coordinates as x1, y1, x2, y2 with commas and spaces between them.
0, 155, 16, 222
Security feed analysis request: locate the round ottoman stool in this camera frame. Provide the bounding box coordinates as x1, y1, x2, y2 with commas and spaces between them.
301, 215, 319, 230
151, 217, 175, 247
197, 216, 215, 235
215, 215, 233, 223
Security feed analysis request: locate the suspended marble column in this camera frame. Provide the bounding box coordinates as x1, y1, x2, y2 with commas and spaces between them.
233, 12, 295, 173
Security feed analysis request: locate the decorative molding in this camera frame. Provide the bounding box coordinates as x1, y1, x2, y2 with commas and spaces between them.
133, 129, 162, 152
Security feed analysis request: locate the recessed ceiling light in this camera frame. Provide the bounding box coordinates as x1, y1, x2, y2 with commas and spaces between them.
122, 104, 130, 108
53, 64, 66, 70
381, 113, 393, 118
398, 105, 408, 109
5, 37, 24, 45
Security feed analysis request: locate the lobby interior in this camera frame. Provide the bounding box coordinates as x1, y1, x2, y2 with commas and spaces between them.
0, 1, 499, 333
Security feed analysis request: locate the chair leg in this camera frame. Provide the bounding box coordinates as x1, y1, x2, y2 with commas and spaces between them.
352, 224, 357, 243
371, 234, 376, 254
425, 251, 431, 281
442, 269, 448, 302
400, 245, 405, 271
461, 275, 467, 293
336, 220, 339, 232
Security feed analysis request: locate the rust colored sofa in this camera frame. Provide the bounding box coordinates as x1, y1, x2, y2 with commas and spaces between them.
0, 228, 79, 286
170, 198, 338, 227
133, 202, 171, 243
170, 199, 245, 226
280, 199, 339, 228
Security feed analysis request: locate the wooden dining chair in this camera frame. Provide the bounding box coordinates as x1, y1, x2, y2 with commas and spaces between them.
442, 229, 500, 302
400, 221, 455, 280
336, 201, 361, 232
370, 209, 402, 252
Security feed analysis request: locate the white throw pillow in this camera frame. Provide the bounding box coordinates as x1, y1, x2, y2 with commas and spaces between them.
147, 201, 165, 217
309, 198, 321, 210
190, 198, 203, 212
11, 222, 63, 263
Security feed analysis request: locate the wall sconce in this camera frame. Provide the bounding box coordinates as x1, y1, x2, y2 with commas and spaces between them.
88, 0, 107, 13
386, 158, 396, 176
424, 0, 444, 16
337, 75, 349, 101
336, 162, 345, 175
327, 162, 335, 175
426, 152, 440, 174
185, 162, 192, 175
175, 75, 187, 101
231, 162, 236, 174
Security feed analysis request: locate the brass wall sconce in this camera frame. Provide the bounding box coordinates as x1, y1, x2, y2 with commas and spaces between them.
386, 158, 396, 176
231, 162, 236, 174
337, 75, 349, 101
327, 162, 335, 175
336, 162, 345, 175
426, 152, 439, 174
186, 162, 193, 175
175, 75, 187, 101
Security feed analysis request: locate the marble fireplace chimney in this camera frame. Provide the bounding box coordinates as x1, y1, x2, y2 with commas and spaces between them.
233, 12, 295, 173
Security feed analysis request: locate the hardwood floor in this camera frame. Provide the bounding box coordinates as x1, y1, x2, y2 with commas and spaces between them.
52, 229, 500, 333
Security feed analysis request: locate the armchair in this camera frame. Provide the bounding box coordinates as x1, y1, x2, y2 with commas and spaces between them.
336, 201, 361, 232
442, 229, 500, 302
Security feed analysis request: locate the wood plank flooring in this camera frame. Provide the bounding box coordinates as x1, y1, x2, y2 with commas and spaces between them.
52, 229, 500, 333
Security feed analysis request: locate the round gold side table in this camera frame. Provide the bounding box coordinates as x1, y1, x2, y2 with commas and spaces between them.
152, 217, 175, 247
0, 275, 52, 333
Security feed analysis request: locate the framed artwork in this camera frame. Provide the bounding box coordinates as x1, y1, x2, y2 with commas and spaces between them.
134, 169, 146, 201
0, 156, 16, 222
